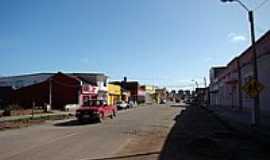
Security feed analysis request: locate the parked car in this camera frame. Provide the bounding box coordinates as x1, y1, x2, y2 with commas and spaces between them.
116, 101, 129, 110
75, 99, 117, 123
184, 98, 191, 104
128, 101, 136, 108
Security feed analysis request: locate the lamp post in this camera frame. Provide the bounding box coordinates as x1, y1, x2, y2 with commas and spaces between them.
191, 80, 199, 92
221, 0, 260, 126
49, 78, 52, 109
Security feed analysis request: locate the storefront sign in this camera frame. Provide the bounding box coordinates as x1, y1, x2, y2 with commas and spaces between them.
81, 84, 98, 94
138, 89, 145, 96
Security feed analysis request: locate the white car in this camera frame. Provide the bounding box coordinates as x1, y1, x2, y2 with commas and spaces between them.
116, 101, 129, 110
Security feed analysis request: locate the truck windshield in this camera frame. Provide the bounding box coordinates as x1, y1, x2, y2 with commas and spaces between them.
83, 100, 103, 107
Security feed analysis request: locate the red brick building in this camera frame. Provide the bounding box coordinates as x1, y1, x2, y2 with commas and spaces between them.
0, 72, 108, 110
13, 72, 81, 109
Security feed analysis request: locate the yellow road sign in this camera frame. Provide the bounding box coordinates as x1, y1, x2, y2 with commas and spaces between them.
242, 79, 264, 98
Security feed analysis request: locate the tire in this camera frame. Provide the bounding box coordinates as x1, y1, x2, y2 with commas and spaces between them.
110, 114, 113, 119
78, 117, 85, 123
98, 113, 104, 123
113, 111, 117, 117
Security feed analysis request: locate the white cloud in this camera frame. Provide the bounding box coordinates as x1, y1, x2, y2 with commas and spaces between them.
228, 33, 247, 42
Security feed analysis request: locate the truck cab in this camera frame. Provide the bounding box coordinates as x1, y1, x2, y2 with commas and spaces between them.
75, 99, 117, 123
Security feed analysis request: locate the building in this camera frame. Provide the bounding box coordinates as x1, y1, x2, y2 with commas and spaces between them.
195, 87, 209, 105
209, 30, 270, 124
0, 87, 13, 108
110, 77, 140, 103
209, 66, 226, 106
0, 72, 108, 110
11, 72, 81, 110
137, 86, 146, 104
70, 73, 108, 101
155, 88, 168, 104
141, 85, 157, 104
107, 84, 121, 105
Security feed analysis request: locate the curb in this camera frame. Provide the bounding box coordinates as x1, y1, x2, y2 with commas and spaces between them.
0, 113, 73, 123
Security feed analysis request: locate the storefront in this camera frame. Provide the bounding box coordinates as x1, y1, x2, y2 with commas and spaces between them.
79, 84, 98, 105
137, 88, 146, 104
107, 84, 121, 105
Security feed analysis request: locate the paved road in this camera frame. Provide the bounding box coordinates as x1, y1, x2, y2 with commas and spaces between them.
0, 104, 183, 160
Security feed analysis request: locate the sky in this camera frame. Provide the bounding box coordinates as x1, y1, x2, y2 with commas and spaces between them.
1, 0, 270, 89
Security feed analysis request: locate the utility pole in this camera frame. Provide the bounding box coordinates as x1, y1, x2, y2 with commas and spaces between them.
32, 100, 35, 119
249, 11, 260, 126
221, 0, 261, 127
49, 78, 52, 109
195, 81, 199, 89
204, 77, 207, 88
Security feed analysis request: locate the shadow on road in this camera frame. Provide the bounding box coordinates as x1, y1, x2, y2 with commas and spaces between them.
54, 119, 99, 127
170, 104, 187, 108
159, 105, 270, 160
81, 151, 160, 160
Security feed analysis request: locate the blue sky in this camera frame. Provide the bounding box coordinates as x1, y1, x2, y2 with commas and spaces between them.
1, 0, 270, 89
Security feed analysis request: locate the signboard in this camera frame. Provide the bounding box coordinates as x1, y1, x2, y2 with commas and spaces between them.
242, 79, 264, 98
108, 84, 121, 95
81, 84, 98, 94
138, 89, 145, 96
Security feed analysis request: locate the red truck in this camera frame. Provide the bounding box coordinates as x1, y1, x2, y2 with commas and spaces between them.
75, 99, 117, 123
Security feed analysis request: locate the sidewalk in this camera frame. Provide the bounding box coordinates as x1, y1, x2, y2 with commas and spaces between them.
207, 105, 270, 129
0, 110, 74, 123
159, 105, 269, 160
208, 105, 253, 125
205, 105, 270, 152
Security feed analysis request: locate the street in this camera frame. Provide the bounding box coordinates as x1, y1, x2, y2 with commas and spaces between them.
1, 1, 270, 159
0, 104, 183, 160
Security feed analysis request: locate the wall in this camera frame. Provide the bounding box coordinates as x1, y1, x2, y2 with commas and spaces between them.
258, 54, 270, 113
12, 73, 81, 110
209, 31, 270, 117
107, 84, 121, 105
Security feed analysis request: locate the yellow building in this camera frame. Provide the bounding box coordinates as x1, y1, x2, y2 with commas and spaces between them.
144, 85, 156, 94
107, 84, 121, 105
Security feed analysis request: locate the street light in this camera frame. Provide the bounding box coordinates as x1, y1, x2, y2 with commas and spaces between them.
191, 80, 199, 90
221, 0, 260, 126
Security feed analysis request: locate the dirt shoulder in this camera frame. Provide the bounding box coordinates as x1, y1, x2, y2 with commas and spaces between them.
0, 114, 73, 131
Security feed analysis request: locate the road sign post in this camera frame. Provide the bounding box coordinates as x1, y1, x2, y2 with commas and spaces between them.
242, 79, 264, 125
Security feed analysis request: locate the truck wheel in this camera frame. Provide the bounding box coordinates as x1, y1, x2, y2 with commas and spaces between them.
78, 117, 84, 123
98, 113, 104, 123
113, 111, 116, 117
